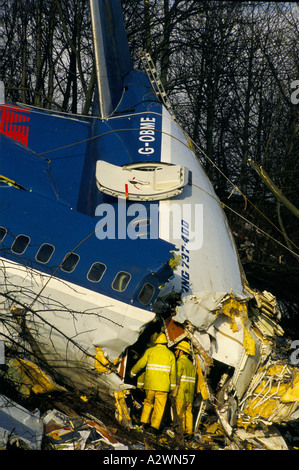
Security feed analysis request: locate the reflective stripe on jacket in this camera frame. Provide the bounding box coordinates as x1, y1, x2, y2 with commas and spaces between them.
130, 344, 176, 392
176, 354, 196, 403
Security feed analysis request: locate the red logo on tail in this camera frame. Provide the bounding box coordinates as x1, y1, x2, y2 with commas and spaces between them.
0, 105, 31, 146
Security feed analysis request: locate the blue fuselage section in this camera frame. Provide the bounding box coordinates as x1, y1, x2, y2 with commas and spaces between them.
0, 70, 174, 310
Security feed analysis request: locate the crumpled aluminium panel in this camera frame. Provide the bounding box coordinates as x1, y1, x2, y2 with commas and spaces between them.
0, 394, 43, 450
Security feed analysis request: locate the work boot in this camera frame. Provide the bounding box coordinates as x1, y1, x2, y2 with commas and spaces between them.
141, 423, 150, 431
148, 426, 159, 436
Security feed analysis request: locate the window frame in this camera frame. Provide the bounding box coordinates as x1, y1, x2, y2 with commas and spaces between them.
60, 252, 80, 273
11, 234, 31, 255
35, 243, 55, 264
111, 271, 131, 292
0, 227, 7, 243
87, 262, 107, 283
138, 282, 155, 305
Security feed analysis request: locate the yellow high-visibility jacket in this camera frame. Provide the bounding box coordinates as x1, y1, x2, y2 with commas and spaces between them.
130, 344, 176, 392
176, 354, 196, 403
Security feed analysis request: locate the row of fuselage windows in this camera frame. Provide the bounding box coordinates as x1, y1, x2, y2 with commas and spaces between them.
0, 227, 155, 305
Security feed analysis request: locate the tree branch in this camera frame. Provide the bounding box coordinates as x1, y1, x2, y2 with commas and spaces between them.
249, 159, 299, 219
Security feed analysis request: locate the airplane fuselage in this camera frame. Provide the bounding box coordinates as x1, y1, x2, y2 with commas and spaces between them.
0, 68, 247, 394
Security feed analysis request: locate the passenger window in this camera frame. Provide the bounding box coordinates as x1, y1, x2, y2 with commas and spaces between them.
36, 244, 55, 263
138, 283, 155, 305
112, 271, 131, 292
0, 227, 7, 243
61, 252, 79, 272
11, 234, 30, 254
87, 262, 106, 282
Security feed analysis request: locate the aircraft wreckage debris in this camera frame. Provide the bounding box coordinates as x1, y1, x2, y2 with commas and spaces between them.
0, 363, 298, 451
0, 291, 299, 451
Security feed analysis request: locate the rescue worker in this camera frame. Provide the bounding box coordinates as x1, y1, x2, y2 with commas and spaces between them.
136, 332, 158, 390
130, 332, 176, 434
173, 340, 196, 436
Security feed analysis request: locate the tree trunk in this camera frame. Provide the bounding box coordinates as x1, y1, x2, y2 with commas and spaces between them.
34, 0, 43, 107
20, 0, 28, 104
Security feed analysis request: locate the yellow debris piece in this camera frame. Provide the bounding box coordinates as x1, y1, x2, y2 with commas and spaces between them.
240, 363, 299, 424
195, 355, 210, 400
281, 375, 299, 402
114, 390, 132, 427
243, 328, 256, 356
169, 252, 181, 270
222, 295, 255, 356
205, 422, 221, 434
5, 357, 65, 396
80, 395, 89, 402
222, 296, 240, 332
94, 347, 111, 374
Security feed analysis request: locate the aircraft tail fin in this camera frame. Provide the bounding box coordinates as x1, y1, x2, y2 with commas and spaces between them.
89, 0, 133, 118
